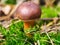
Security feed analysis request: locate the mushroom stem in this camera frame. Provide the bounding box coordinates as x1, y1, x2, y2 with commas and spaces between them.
24, 21, 35, 29
24, 20, 35, 36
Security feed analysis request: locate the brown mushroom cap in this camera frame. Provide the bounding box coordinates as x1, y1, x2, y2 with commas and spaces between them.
16, 1, 41, 20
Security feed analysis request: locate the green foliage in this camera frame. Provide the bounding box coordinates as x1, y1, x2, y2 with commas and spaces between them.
0, 21, 31, 45
49, 32, 60, 45
56, 7, 60, 12
33, 32, 50, 45
5, 0, 16, 4
41, 7, 58, 18
0, 20, 60, 45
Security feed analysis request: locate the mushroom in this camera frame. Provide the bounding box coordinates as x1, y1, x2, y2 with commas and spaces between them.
16, 1, 41, 36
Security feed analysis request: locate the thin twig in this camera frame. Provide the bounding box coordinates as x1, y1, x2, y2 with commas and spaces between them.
5, 19, 21, 28
45, 31, 54, 45
0, 1, 24, 20
42, 24, 54, 45
34, 42, 37, 45
37, 40, 40, 45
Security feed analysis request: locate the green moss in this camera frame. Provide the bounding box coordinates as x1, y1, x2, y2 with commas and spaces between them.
41, 7, 58, 18
5, 0, 16, 4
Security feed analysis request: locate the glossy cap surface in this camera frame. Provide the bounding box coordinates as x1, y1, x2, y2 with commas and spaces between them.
16, 1, 41, 20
